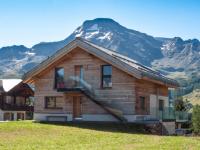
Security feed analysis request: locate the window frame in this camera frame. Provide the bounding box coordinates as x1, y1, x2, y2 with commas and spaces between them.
140, 96, 146, 110
159, 99, 164, 111
44, 96, 61, 109
101, 65, 112, 88
54, 67, 65, 89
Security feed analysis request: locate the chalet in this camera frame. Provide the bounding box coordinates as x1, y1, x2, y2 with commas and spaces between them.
0, 79, 34, 121
23, 38, 179, 133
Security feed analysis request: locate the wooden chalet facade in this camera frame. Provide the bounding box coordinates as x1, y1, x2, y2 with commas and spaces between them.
0, 80, 34, 121
23, 38, 179, 125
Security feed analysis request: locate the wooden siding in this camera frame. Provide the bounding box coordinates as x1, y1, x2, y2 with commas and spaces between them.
135, 80, 168, 115
34, 47, 168, 116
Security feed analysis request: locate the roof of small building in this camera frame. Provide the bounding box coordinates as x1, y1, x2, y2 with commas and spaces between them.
23, 37, 179, 87
0, 79, 22, 92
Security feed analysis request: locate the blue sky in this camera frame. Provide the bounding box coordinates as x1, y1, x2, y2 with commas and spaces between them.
0, 0, 199, 48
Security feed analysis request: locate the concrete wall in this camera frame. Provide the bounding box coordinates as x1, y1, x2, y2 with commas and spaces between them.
33, 113, 160, 123
162, 121, 175, 135
34, 113, 73, 122
150, 94, 168, 117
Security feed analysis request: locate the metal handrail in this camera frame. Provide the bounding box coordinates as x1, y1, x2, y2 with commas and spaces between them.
57, 76, 127, 123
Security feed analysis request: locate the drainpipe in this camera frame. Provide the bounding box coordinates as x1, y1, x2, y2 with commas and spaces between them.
156, 88, 159, 119
157, 88, 163, 135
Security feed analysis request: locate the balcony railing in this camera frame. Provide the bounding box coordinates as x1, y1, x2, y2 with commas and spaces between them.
57, 76, 127, 123
57, 76, 93, 92
57, 76, 190, 123
1, 103, 34, 111
149, 107, 190, 122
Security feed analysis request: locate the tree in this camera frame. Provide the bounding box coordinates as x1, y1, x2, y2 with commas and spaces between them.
192, 105, 200, 134
174, 97, 185, 111
174, 97, 192, 111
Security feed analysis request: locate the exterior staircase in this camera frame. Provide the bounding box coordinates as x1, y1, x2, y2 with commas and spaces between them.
57, 76, 128, 123
80, 88, 127, 123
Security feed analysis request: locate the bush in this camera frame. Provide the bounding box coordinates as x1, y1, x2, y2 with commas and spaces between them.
174, 97, 192, 111
192, 105, 200, 133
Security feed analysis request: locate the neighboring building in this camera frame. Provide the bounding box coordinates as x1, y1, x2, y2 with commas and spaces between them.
0, 79, 34, 121
23, 38, 179, 128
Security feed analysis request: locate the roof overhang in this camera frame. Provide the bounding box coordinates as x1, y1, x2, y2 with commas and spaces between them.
23, 38, 142, 83
23, 38, 179, 88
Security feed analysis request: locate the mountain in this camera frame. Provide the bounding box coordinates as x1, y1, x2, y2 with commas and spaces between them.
72, 18, 163, 65
0, 18, 200, 86
153, 37, 200, 74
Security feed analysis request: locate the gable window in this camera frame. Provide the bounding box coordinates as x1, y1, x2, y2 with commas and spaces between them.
55, 67, 64, 89
45, 97, 60, 109
102, 65, 112, 88
140, 96, 146, 110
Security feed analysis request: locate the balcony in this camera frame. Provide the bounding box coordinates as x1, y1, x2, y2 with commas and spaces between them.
56, 76, 92, 93
56, 77, 190, 123
149, 107, 190, 122
1, 103, 34, 111
56, 76, 127, 123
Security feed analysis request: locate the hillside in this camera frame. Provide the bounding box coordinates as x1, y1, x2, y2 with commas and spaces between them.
183, 89, 200, 105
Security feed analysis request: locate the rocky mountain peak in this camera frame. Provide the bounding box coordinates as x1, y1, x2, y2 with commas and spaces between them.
0, 18, 200, 81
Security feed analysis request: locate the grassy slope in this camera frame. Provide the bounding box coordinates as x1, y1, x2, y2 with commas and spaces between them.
0, 121, 199, 150
183, 89, 200, 106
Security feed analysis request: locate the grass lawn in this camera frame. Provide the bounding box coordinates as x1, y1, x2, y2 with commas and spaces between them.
0, 121, 199, 150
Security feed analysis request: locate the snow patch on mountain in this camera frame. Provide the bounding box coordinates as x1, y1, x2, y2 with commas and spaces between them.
85, 31, 99, 39
0, 18, 200, 81
88, 24, 98, 31
98, 32, 113, 41
25, 51, 35, 56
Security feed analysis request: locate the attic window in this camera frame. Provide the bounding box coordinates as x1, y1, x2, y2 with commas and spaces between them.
102, 65, 112, 88
54, 68, 64, 89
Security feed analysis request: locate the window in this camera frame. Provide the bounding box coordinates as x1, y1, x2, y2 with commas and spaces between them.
75, 65, 84, 87
159, 99, 164, 111
55, 68, 64, 89
4, 112, 14, 121
45, 97, 60, 109
5, 96, 13, 104
102, 65, 112, 88
140, 96, 146, 110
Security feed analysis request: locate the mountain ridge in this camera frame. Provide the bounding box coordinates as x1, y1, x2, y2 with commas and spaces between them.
0, 18, 199, 85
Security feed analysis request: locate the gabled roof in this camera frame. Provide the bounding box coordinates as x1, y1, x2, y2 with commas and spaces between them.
0, 79, 22, 92
23, 37, 179, 87
6, 81, 34, 97
0, 79, 34, 96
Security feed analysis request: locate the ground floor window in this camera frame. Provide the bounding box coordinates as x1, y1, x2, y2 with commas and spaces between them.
17, 113, 25, 120
135, 95, 150, 115
3, 112, 14, 121
159, 99, 164, 111
140, 96, 146, 110
45, 96, 61, 109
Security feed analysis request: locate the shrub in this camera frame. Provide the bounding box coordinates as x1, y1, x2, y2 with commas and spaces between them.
174, 97, 185, 111
192, 105, 200, 133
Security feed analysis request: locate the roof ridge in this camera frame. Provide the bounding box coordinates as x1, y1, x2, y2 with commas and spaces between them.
23, 37, 179, 87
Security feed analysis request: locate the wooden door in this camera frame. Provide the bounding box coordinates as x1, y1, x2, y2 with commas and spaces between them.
73, 96, 82, 118
74, 65, 83, 87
